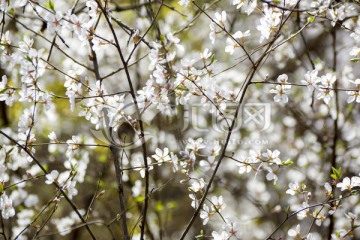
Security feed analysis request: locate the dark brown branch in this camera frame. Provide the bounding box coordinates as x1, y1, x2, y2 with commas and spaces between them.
179, 1, 298, 238
96, 1, 151, 239
109, 145, 129, 239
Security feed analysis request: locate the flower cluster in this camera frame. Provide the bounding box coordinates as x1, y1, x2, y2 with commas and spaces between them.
137, 34, 183, 115
209, 11, 227, 44
235, 148, 289, 184
1, 0, 360, 239
257, 5, 282, 43
337, 175, 360, 192
346, 79, 360, 103
317, 73, 336, 105
225, 30, 251, 55
200, 196, 226, 225
269, 74, 292, 103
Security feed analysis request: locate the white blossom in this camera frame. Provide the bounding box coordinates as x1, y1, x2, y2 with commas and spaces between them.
45, 170, 59, 184
0, 193, 15, 219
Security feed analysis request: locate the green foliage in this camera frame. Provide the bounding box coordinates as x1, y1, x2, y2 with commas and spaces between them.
45, 0, 55, 12
159, 35, 166, 42
210, 54, 215, 65
195, 229, 204, 240
0, 182, 3, 195
8, 8, 14, 16
331, 167, 342, 181
307, 15, 315, 24
281, 159, 293, 166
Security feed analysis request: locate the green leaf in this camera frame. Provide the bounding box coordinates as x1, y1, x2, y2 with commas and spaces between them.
307, 16, 315, 24
210, 54, 215, 65
331, 167, 342, 180
337, 167, 342, 178
0, 88, 7, 94
49, 0, 55, 11
45, 0, 55, 12
25, 56, 32, 62
195, 230, 204, 240
285, 206, 290, 216
8, 8, 15, 16
282, 159, 293, 166
175, 85, 188, 91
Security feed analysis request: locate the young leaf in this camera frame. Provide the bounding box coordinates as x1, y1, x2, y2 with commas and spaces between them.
45, 0, 55, 12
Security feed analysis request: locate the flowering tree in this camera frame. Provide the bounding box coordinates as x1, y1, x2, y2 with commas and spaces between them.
0, 0, 360, 239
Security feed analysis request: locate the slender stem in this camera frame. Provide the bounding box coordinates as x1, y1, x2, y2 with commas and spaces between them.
266, 195, 353, 239
0, 214, 7, 240
179, 1, 298, 238
110, 145, 129, 239
0, 130, 96, 240
95, 1, 150, 238
328, 26, 338, 240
